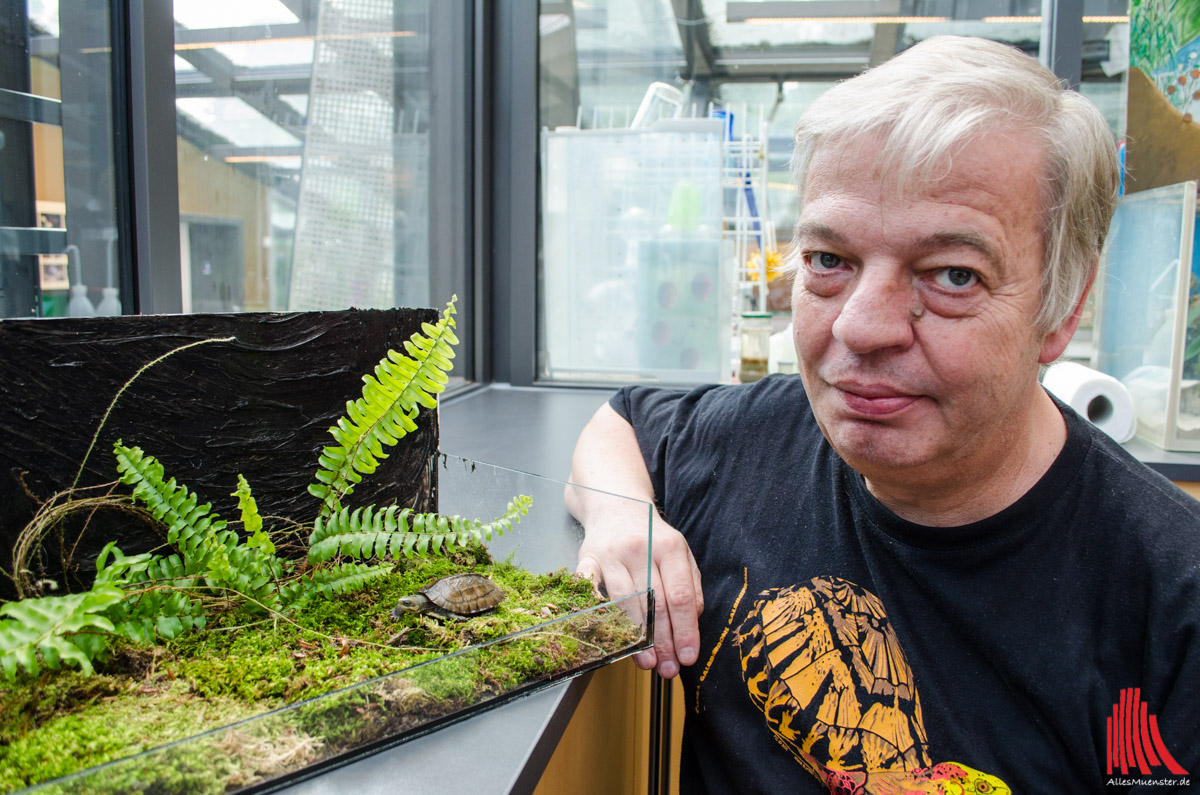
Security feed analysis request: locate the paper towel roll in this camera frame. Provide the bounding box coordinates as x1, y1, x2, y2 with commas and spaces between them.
1042, 361, 1137, 444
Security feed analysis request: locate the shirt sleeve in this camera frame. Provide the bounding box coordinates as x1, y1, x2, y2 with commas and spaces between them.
609, 384, 723, 515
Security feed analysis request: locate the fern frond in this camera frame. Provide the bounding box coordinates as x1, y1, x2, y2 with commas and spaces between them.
107, 588, 205, 646
306, 562, 394, 597
308, 296, 458, 519
0, 588, 124, 680
91, 542, 206, 646
307, 495, 532, 564
114, 442, 228, 555
115, 447, 286, 612
93, 541, 154, 589
233, 474, 272, 549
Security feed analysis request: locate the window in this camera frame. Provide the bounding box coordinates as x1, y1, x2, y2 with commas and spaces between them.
536, 0, 1129, 385
173, 1, 434, 315
2, 2, 125, 319
2, 1, 475, 383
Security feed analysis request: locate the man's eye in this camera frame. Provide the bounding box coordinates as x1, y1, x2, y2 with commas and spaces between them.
807, 252, 843, 270
934, 267, 977, 290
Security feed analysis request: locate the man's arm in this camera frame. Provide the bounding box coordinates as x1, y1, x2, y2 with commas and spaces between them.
567, 403, 702, 678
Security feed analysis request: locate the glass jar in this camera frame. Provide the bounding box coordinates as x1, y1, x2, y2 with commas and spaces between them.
738, 312, 772, 383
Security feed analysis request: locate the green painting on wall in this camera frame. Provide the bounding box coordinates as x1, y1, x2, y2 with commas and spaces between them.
1125, 0, 1200, 192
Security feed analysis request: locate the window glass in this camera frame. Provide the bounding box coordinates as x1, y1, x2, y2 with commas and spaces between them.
538, 0, 1128, 384
540, 0, 682, 130
1080, 9, 1131, 143
539, 0, 707, 384
171, 0, 469, 384
3, 0, 472, 386
1, 1, 124, 319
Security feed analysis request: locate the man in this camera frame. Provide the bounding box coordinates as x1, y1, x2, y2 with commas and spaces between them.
567, 36, 1200, 793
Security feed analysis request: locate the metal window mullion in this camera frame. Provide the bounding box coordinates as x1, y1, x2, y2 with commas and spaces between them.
124, 0, 182, 313
1041, 0, 1084, 89
0, 1, 37, 317
473, 0, 493, 383
490, 0, 538, 386
429, 0, 474, 380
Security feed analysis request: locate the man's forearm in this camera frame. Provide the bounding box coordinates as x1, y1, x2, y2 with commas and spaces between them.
566, 403, 656, 522
567, 401, 703, 678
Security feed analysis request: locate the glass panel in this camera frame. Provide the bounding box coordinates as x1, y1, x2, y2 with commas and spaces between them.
1, 1, 123, 319
537, 0, 1115, 384
18, 455, 653, 793
540, 0, 682, 131
715, 80, 835, 312
1079, 0, 1132, 142
171, 0, 469, 383
541, 122, 730, 383
1096, 181, 1196, 448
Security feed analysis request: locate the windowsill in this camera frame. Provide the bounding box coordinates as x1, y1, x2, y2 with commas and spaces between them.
1121, 436, 1200, 483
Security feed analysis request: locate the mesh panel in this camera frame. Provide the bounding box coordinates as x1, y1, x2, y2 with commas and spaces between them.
288, 0, 429, 309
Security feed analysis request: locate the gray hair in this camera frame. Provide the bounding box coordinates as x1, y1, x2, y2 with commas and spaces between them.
789, 35, 1119, 332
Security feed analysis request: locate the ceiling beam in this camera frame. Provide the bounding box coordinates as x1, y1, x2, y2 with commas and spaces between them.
175, 75, 312, 99
670, 0, 716, 80
175, 45, 307, 137
174, 21, 316, 48
727, 0, 901, 20
274, 0, 320, 24
710, 45, 871, 79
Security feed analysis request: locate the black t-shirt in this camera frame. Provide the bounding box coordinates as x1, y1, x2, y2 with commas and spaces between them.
611, 374, 1200, 794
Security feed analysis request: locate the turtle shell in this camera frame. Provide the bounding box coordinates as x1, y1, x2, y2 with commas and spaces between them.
420, 573, 505, 616
734, 575, 930, 778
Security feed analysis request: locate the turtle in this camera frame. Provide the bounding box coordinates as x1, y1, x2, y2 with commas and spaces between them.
390, 572, 506, 621
734, 575, 1010, 795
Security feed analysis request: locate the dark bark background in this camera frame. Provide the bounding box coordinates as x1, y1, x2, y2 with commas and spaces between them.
0, 309, 439, 599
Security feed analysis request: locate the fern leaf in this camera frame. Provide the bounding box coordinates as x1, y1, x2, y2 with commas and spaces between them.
307, 562, 393, 596
115, 444, 277, 602
93, 541, 154, 589
310, 296, 458, 519
114, 447, 288, 616
233, 475, 264, 535
307, 495, 532, 564
114, 442, 228, 554
0, 588, 124, 680
276, 579, 316, 610
233, 474, 276, 560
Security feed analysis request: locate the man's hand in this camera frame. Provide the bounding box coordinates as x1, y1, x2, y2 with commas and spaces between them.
566, 403, 704, 678
576, 512, 703, 678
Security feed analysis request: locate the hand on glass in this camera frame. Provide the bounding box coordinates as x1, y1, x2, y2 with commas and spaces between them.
576, 511, 703, 679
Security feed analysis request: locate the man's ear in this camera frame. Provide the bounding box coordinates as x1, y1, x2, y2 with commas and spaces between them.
1039, 261, 1099, 365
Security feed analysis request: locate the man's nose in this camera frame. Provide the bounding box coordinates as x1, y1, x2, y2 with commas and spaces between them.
830, 270, 917, 354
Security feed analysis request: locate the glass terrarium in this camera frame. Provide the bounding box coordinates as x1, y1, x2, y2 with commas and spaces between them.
1095, 180, 1200, 451
12, 455, 652, 794
0, 307, 651, 794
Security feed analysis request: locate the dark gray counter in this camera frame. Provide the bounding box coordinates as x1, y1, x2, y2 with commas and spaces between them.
1123, 436, 1200, 482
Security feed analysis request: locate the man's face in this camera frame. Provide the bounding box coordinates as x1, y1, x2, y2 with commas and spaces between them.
791, 132, 1069, 488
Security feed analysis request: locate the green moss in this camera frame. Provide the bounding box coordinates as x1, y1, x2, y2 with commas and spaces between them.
0, 557, 644, 793
407, 650, 480, 702
173, 652, 298, 701
0, 679, 267, 792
